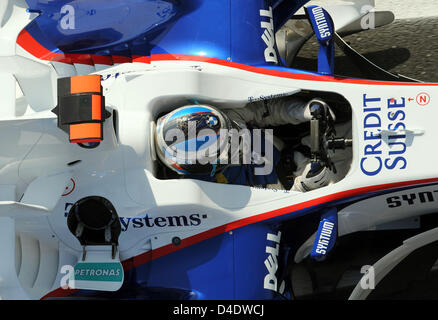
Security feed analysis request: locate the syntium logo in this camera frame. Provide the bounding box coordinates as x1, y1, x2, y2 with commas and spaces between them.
311, 6, 332, 40
120, 214, 207, 231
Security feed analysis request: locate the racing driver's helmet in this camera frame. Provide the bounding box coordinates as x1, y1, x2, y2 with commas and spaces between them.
155, 105, 239, 176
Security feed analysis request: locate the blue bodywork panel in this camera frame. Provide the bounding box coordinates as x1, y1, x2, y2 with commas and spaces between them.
23, 0, 311, 66
66, 223, 286, 300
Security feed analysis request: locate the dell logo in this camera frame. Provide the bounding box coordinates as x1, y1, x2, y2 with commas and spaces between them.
260, 7, 278, 64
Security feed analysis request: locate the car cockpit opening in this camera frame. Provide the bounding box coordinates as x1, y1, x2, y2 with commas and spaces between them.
151, 91, 353, 193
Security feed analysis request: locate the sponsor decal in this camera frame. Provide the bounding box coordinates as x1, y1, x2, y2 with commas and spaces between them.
314, 221, 334, 256
74, 262, 123, 282
260, 7, 278, 64
101, 72, 121, 82
63, 204, 207, 231
120, 214, 207, 231
60, 262, 124, 291
309, 6, 332, 40
263, 231, 285, 293
250, 185, 290, 193
360, 94, 408, 176
387, 189, 438, 208
248, 92, 292, 102
310, 208, 338, 261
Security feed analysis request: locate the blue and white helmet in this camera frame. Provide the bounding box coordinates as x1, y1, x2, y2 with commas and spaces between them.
155, 105, 237, 175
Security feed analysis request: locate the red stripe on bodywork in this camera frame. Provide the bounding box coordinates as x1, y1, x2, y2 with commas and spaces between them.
132, 55, 151, 64
112, 55, 132, 64
17, 29, 65, 61
17, 30, 113, 66
41, 288, 78, 300
69, 54, 94, 66
91, 55, 113, 65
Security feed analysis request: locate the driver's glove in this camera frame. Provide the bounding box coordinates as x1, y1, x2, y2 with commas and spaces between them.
292, 161, 334, 192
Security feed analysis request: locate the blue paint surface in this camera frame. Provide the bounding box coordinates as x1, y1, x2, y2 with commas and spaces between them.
23, 0, 311, 67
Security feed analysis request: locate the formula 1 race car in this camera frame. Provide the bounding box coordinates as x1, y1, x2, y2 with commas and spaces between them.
1, 0, 438, 300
